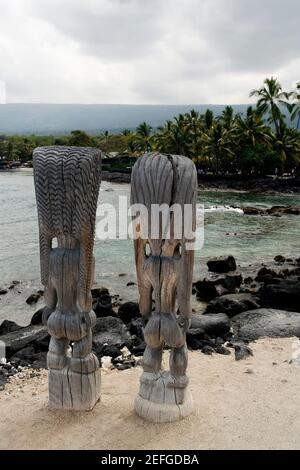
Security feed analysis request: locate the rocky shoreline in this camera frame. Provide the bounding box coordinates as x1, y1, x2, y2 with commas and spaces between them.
101, 171, 300, 194
1, 253, 300, 391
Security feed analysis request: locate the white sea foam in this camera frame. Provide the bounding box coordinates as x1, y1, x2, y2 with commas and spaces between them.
203, 205, 244, 214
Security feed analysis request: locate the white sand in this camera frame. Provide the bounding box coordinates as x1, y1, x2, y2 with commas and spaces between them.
1, 337, 300, 450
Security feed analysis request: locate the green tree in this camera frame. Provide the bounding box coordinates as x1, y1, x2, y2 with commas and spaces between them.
289, 82, 300, 130
250, 77, 288, 137
135, 122, 153, 152
202, 122, 236, 174
235, 107, 271, 147
220, 105, 235, 130
69, 130, 95, 147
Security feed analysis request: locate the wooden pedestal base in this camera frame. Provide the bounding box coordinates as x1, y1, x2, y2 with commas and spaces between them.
135, 371, 193, 423
48, 367, 101, 411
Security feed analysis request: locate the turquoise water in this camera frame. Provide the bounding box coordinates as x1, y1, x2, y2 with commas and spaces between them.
1, 170, 300, 282
0, 169, 300, 324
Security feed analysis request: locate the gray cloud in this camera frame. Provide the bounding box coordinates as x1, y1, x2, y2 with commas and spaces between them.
0, 0, 299, 104
31, 0, 163, 61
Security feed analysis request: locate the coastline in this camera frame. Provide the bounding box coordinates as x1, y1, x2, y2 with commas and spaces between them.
101, 170, 300, 194
2, 167, 300, 194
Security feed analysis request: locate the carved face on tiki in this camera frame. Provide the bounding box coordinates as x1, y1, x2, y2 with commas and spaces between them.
33, 146, 102, 312
131, 153, 197, 327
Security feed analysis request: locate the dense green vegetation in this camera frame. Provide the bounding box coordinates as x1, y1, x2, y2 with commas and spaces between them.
1, 78, 300, 176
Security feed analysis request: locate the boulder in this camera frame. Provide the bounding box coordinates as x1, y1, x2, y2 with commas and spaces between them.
0, 325, 49, 358
231, 308, 300, 341
244, 205, 300, 217
92, 316, 132, 349
92, 286, 115, 318
280, 267, 300, 279
189, 313, 231, 337
0, 288, 8, 295
0, 320, 23, 335
194, 273, 243, 301
93, 295, 115, 318
129, 317, 144, 339
274, 255, 286, 264
227, 340, 253, 361
243, 207, 264, 215
91, 286, 110, 299
118, 302, 141, 324
93, 343, 122, 361
279, 206, 300, 215
10, 347, 47, 368
194, 279, 226, 301
255, 267, 277, 281
205, 293, 260, 318
30, 308, 44, 326
30, 307, 53, 326
207, 255, 237, 273
260, 280, 300, 312
26, 293, 41, 305
10, 346, 35, 361
8, 281, 20, 290
132, 341, 146, 356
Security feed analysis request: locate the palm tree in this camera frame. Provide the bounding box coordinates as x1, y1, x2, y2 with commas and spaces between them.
135, 122, 153, 152
123, 137, 140, 158
270, 123, 300, 173
202, 122, 236, 175
220, 105, 235, 130
203, 109, 214, 130
154, 120, 191, 156
289, 83, 300, 130
236, 106, 271, 147
121, 129, 132, 136
250, 77, 288, 137
184, 110, 203, 162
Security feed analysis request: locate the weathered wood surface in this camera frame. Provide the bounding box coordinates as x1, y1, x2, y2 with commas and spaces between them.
33, 146, 102, 410
131, 153, 197, 422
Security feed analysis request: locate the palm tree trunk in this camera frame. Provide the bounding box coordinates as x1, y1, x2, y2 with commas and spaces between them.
271, 104, 280, 138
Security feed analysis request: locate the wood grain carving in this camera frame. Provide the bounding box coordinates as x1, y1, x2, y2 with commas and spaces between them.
131, 153, 197, 422
33, 146, 102, 410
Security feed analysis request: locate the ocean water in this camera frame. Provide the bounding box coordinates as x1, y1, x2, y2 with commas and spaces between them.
0, 169, 300, 324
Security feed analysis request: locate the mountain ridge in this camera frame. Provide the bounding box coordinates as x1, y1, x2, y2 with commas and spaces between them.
0, 103, 253, 135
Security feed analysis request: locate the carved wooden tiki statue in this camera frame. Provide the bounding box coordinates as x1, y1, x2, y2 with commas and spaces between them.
33, 146, 101, 411
131, 153, 197, 422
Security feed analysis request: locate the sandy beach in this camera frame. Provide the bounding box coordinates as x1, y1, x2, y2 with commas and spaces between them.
0, 337, 299, 450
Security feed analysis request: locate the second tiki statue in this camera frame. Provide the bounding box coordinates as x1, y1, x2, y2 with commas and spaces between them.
131, 152, 197, 422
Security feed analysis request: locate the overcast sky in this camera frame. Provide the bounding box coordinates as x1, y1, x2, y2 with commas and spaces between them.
0, 0, 299, 104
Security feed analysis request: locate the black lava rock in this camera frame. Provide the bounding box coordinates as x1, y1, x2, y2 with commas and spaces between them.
205, 293, 260, 318
118, 302, 141, 324
207, 255, 237, 273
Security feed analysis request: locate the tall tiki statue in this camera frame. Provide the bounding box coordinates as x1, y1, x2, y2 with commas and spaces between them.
33, 146, 102, 411
131, 153, 197, 422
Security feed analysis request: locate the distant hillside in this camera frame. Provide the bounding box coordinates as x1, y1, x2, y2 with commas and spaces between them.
0, 103, 255, 135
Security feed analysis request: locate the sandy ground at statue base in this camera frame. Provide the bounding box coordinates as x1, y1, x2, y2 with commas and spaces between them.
1, 337, 300, 450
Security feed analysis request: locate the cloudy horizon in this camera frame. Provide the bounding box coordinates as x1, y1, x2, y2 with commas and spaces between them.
0, 0, 299, 105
